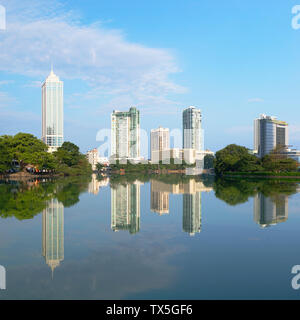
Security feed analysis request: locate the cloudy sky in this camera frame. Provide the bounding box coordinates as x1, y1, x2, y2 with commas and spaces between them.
0, 0, 300, 153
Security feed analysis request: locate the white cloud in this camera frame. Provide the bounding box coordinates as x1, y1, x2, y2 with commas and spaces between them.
23, 80, 42, 88
0, 0, 186, 111
0, 91, 17, 107
0, 80, 14, 86
248, 98, 264, 103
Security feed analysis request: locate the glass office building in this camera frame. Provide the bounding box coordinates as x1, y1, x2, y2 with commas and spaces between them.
254, 114, 288, 158
42, 69, 64, 152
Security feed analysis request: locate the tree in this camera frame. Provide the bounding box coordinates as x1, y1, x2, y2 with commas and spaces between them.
0, 137, 13, 173
204, 154, 215, 169
11, 133, 48, 167
262, 155, 298, 172
54, 141, 81, 167
214, 144, 262, 175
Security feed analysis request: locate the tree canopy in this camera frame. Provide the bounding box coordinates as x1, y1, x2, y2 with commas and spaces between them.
214, 144, 299, 175
0, 133, 92, 176
215, 144, 262, 175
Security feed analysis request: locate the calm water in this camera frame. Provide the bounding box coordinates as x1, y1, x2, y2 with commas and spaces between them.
0, 174, 300, 300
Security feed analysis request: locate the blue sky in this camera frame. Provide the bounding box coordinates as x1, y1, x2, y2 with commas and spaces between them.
0, 0, 300, 154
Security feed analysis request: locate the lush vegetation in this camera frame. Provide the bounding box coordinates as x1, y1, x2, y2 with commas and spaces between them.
0, 133, 92, 176
0, 176, 91, 220
213, 177, 299, 206
108, 159, 195, 173
214, 144, 299, 175
204, 154, 215, 169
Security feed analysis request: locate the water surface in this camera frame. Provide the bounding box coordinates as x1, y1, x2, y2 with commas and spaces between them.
0, 174, 300, 299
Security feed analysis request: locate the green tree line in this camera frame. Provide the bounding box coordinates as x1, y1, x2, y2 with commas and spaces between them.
0, 133, 92, 176
213, 144, 299, 175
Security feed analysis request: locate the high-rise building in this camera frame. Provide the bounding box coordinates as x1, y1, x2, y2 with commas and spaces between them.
42, 68, 64, 153
86, 148, 99, 171
42, 199, 64, 277
182, 192, 201, 236
150, 127, 170, 163
111, 107, 140, 161
254, 114, 288, 158
253, 193, 288, 228
183, 106, 203, 151
111, 182, 141, 234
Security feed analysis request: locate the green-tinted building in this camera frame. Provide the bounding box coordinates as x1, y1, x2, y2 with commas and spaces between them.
111, 107, 140, 160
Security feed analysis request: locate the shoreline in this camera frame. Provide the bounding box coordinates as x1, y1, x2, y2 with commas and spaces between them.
223, 174, 300, 180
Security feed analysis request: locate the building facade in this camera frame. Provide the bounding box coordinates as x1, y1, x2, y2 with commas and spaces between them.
150, 127, 170, 163
42, 69, 64, 153
254, 114, 288, 158
183, 106, 203, 151
86, 148, 99, 171
111, 107, 140, 161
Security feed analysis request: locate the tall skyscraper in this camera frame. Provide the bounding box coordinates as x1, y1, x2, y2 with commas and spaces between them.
111, 182, 141, 234
150, 127, 170, 163
254, 114, 288, 158
42, 199, 64, 277
42, 68, 64, 153
183, 106, 203, 151
111, 107, 140, 160
253, 193, 288, 228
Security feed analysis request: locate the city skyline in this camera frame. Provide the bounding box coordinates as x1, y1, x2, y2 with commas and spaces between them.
1, 0, 300, 154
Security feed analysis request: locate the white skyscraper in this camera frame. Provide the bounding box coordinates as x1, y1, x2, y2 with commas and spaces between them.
111, 107, 140, 161
182, 106, 203, 151
42, 68, 64, 153
254, 114, 288, 158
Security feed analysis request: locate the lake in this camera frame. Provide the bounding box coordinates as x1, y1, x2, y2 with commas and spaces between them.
0, 174, 300, 300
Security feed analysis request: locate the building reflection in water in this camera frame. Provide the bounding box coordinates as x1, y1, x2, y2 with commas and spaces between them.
88, 173, 109, 195
150, 179, 213, 236
151, 180, 169, 215
182, 193, 201, 236
253, 193, 288, 228
111, 182, 141, 234
42, 198, 64, 277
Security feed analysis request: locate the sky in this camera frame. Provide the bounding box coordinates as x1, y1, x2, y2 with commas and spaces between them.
0, 0, 300, 155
